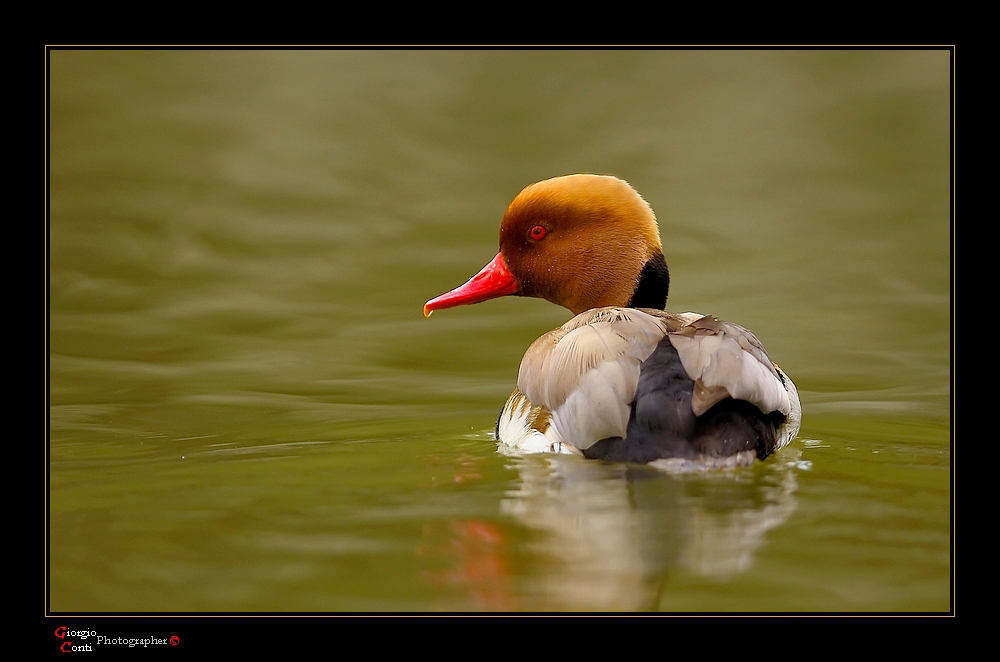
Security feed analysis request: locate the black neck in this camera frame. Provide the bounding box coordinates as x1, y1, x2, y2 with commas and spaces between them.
627, 253, 670, 310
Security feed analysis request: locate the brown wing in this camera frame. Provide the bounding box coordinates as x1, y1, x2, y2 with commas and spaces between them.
661, 313, 792, 418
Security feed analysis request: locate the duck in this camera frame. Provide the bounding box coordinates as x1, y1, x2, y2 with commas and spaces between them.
424, 174, 800, 469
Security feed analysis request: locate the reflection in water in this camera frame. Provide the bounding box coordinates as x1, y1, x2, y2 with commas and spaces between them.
416, 519, 518, 612
499, 449, 803, 611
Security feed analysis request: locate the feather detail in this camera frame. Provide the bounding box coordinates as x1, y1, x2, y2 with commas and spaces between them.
497, 308, 800, 457
515, 308, 669, 449
665, 314, 792, 418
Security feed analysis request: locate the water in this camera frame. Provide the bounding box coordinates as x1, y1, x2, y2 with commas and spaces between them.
48, 49, 951, 613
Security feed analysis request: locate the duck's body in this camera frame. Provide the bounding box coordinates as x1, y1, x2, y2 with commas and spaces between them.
425, 175, 800, 468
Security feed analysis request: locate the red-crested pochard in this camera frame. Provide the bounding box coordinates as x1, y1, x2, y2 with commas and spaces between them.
424, 174, 800, 468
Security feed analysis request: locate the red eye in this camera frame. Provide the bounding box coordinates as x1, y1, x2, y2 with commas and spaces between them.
529, 225, 547, 240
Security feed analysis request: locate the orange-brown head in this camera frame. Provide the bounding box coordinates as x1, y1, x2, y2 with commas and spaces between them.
424, 174, 669, 317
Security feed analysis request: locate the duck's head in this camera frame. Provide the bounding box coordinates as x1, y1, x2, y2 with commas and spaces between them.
424, 174, 670, 317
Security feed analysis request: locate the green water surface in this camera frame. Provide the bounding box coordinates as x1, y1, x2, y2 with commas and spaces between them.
48, 49, 951, 613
